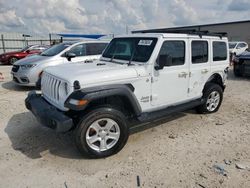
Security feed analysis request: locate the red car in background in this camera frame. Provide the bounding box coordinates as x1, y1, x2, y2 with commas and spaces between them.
0, 44, 50, 65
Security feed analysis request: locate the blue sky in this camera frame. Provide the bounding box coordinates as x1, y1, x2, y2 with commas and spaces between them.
0, 0, 249, 35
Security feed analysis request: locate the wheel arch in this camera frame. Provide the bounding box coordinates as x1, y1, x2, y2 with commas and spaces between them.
8, 56, 19, 62
65, 84, 142, 117
204, 73, 225, 92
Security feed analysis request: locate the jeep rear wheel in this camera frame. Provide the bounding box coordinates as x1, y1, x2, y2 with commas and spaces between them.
75, 107, 129, 158
196, 83, 223, 114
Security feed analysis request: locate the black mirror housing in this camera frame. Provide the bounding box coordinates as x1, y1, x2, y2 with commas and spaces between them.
155, 55, 172, 70
65, 52, 76, 61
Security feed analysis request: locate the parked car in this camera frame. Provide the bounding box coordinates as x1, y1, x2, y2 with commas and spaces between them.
11, 41, 109, 86
229, 41, 248, 57
233, 50, 250, 77
0, 45, 50, 65
25, 32, 229, 158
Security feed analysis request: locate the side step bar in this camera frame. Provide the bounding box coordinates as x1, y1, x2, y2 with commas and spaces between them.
137, 99, 204, 123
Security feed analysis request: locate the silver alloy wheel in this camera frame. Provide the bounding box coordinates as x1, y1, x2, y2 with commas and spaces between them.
206, 91, 220, 112
10, 57, 18, 65
86, 118, 120, 152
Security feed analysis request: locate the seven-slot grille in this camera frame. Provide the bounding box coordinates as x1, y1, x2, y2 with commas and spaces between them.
42, 73, 63, 103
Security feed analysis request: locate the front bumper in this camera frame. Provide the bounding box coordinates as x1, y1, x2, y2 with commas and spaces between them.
25, 91, 73, 132
11, 70, 36, 86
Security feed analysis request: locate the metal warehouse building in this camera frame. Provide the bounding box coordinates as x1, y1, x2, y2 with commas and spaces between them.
133, 20, 250, 46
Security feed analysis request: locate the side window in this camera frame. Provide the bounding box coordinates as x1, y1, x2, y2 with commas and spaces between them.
31, 46, 43, 51
68, 44, 86, 56
158, 41, 185, 66
192, 41, 208, 64
86, 43, 108, 55
28, 46, 36, 50
237, 43, 246, 48
213, 42, 227, 61
37, 46, 48, 50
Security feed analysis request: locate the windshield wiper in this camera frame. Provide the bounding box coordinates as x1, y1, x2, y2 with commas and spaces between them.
110, 53, 116, 62
128, 44, 136, 66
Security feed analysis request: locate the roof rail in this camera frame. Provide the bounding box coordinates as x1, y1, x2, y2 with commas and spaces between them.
134, 29, 228, 39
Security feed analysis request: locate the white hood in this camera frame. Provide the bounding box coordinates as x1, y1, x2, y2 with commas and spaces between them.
44, 60, 139, 86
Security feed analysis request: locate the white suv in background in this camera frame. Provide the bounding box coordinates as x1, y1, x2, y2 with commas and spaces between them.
11, 41, 109, 86
26, 31, 229, 158
229, 41, 248, 56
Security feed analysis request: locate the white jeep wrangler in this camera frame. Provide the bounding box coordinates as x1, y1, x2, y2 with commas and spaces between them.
25, 31, 229, 158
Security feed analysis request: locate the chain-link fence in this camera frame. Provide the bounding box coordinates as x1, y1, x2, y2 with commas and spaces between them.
0, 33, 62, 53
0, 32, 114, 54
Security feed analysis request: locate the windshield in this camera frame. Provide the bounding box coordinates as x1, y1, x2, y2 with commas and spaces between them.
102, 37, 158, 63
40, 43, 71, 56
229, 43, 237, 49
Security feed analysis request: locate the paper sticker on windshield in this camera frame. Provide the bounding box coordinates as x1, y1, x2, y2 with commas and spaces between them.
138, 40, 153, 46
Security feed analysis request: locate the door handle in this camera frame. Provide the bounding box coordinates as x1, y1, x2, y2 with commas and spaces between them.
201, 69, 209, 74
84, 59, 93, 63
178, 72, 188, 78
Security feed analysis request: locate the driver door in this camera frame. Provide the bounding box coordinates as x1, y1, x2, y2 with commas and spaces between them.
151, 39, 189, 107
65, 44, 88, 63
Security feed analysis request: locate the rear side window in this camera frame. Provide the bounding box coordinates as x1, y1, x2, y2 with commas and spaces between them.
86, 43, 108, 55
192, 41, 208, 64
213, 42, 227, 61
158, 41, 185, 66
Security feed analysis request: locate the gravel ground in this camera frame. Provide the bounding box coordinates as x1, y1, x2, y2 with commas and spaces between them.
0, 65, 250, 188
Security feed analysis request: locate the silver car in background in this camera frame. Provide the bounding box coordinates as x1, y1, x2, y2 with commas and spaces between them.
11, 41, 109, 86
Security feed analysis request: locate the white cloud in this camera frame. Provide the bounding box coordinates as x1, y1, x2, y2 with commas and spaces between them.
0, 0, 249, 35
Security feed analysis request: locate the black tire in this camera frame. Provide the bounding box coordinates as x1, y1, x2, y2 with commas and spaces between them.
75, 107, 129, 158
196, 83, 223, 114
9, 57, 18, 65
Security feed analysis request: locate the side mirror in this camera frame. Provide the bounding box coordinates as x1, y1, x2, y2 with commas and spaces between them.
155, 55, 172, 70
26, 50, 30, 53
65, 52, 76, 61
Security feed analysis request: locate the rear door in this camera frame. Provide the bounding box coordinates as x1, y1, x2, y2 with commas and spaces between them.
188, 39, 211, 99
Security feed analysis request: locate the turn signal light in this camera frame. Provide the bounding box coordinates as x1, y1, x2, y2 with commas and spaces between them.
69, 99, 88, 106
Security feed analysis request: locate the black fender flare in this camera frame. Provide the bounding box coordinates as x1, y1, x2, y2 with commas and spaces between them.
65, 84, 142, 116
204, 73, 225, 91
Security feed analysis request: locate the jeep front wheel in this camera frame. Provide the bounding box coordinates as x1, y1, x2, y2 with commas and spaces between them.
196, 83, 223, 114
75, 107, 129, 158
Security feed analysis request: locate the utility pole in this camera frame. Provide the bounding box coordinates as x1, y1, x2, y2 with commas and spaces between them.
49, 33, 52, 45
1, 34, 5, 53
